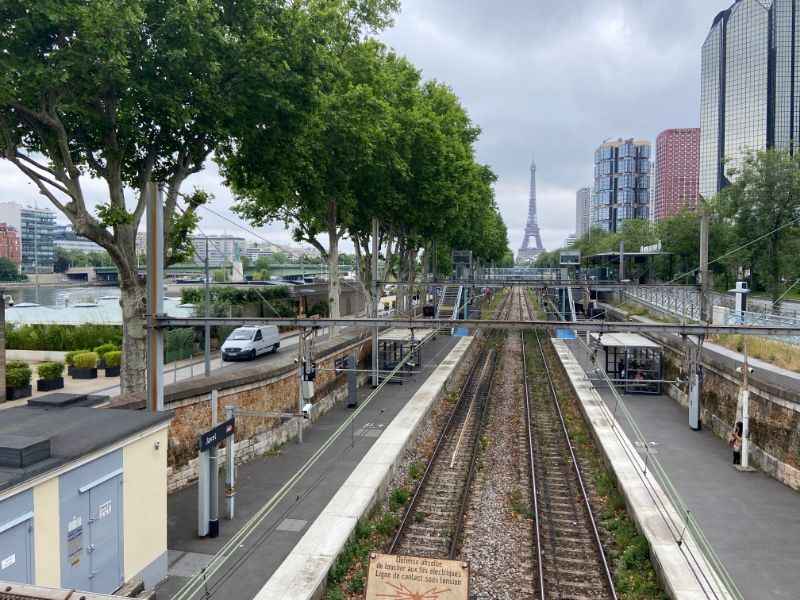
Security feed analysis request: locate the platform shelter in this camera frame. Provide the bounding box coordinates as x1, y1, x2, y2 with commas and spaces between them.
591, 332, 663, 394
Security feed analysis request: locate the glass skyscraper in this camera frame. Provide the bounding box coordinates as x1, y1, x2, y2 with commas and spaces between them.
700, 0, 800, 199
591, 138, 651, 232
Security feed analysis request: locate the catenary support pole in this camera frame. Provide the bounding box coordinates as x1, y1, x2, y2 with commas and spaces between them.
225, 405, 235, 519
371, 218, 379, 387
146, 182, 164, 411
296, 327, 304, 444
741, 337, 751, 469
208, 389, 220, 537
205, 240, 211, 376
699, 204, 710, 323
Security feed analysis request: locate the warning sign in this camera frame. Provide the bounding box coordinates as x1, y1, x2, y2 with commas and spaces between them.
365, 553, 469, 600
67, 517, 83, 567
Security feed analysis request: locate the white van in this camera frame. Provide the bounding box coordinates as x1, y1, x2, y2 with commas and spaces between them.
221, 326, 280, 361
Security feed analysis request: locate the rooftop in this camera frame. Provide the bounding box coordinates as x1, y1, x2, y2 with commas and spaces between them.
0, 406, 173, 492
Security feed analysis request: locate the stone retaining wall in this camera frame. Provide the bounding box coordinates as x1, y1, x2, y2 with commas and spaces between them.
607, 303, 800, 491
109, 331, 372, 492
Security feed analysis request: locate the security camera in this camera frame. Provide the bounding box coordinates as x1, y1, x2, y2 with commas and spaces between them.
735, 366, 754, 374
302, 403, 313, 419
294, 357, 299, 364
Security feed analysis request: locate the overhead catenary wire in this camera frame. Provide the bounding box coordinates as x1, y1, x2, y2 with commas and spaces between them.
543, 291, 742, 599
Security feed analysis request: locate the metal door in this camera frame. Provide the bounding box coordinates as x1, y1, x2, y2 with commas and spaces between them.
86, 475, 122, 592
0, 513, 33, 584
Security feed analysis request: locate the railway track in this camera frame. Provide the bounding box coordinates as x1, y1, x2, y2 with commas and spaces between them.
520, 288, 617, 599
388, 290, 511, 557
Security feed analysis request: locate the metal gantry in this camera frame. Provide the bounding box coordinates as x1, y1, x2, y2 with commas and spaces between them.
155, 315, 800, 337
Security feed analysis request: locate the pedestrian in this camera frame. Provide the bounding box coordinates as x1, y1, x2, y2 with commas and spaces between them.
617, 358, 625, 380
729, 421, 743, 465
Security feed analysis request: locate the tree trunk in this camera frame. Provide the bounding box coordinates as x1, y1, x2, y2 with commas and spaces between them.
118, 275, 147, 394
327, 220, 341, 320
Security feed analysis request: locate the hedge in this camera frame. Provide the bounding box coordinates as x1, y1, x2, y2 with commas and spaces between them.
37, 361, 65, 380
104, 350, 122, 368
6, 364, 32, 388
93, 343, 119, 359
180, 285, 290, 306
164, 328, 195, 363
65, 349, 90, 366
73, 352, 98, 369
5, 324, 122, 352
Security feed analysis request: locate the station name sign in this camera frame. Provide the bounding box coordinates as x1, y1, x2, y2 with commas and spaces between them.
199, 417, 235, 452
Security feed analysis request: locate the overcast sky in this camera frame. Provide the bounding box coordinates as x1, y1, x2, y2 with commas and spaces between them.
0, 0, 732, 255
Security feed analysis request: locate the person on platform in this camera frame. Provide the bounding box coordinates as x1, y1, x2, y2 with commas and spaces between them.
729, 421, 743, 465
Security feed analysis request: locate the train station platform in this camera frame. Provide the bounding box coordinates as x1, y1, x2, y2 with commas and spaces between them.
156, 333, 470, 600
562, 338, 800, 600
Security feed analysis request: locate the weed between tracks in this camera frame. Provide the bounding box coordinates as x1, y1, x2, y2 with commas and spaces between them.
529, 331, 667, 600
325, 293, 512, 599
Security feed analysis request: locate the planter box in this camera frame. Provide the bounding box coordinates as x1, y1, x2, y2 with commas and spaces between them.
67, 365, 74, 376
37, 377, 64, 392
6, 385, 32, 401
105, 366, 120, 377
71, 368, 97, 380
97, 360, 107, 370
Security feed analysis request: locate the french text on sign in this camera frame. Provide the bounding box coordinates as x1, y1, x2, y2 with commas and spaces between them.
365, 553, 469, 600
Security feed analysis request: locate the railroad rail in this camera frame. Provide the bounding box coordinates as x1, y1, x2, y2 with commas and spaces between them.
520, 289, 617, 599
388, 290, 511, 557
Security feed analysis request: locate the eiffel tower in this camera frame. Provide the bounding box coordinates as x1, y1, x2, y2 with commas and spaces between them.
516, 156, 545, 263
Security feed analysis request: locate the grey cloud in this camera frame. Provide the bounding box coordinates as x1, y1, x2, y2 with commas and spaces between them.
382, 0, 732, 251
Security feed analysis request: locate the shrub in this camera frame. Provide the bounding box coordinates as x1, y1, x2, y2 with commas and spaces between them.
93, 343, 118, 359
36, 361, 65, 380
6, 360, 28, 370
64, 349, 89, 366
73, 352, 98, 369
6, 364, 32, 388
104, 351, 122, 368
5, 324, 122, 351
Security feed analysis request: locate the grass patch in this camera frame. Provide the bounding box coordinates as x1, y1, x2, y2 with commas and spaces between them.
710, 334, 800, 372
508, 487, 535, 519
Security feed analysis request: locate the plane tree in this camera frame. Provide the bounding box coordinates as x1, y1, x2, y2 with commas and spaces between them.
223, 38, 402, 319
0, 0, 388, 392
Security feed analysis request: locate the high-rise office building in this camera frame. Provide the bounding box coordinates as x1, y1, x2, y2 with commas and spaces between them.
700, 0, 800, 199
654, 128, 701, 221
575, 187, 591, 237
0, 203, 56, 274
591, 138, 651, 232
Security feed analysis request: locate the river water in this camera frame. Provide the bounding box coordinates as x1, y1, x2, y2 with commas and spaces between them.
5, 284, 121, 307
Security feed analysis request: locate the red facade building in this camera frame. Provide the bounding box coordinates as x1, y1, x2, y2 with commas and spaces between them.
654, 128, 700, 221
0, 223, 21, 265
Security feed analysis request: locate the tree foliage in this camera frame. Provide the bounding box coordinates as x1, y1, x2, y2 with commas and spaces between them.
0, 0, 394, 390
717, 148, 800, 302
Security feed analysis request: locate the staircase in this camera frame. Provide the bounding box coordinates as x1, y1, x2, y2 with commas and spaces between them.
436, 285, 463, 334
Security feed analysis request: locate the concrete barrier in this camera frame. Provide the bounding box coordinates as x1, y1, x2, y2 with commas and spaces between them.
7, 349, 68, 362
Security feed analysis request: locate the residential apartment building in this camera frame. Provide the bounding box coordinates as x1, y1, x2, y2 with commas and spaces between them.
190, 234, 246, 267
591, 138, 651, 232
0, 223, 21, 265
654, 128, 701, 221
575, 187, 591, 236
0, 203, 56, 274
700, 0, 800, 198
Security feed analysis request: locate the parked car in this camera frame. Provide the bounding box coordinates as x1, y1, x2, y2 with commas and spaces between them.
221, 326, 280, 361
